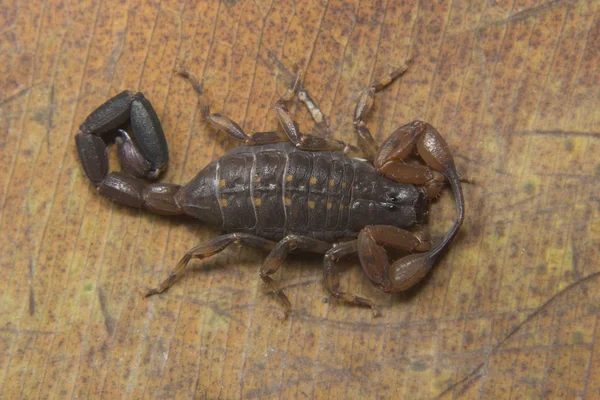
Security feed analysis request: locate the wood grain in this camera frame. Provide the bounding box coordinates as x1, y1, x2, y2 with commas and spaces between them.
1, 0, 599, 398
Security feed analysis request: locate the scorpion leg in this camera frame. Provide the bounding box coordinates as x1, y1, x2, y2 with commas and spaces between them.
261, 235, 332, 318
359, 121, 464, 292
277, 65, 332, 136
272, 65, 363, 154
274, 97, 361, 154
353, 61, 411, 160
322, 240, 382, 317
145, 233, 275, 297
177, 68, 284, 145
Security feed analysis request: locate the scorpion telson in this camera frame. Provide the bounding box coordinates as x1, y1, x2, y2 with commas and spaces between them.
75, 61, 465, 318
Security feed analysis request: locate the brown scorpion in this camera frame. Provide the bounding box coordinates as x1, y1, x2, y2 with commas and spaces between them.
75, 61, 464, 317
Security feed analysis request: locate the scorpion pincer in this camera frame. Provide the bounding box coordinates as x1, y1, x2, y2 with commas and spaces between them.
75, 61, 464, 317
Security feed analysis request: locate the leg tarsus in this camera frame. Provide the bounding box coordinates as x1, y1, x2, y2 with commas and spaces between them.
353, 61, 411, 160
272, 65, 365, 155
261, 235, 331, 318
323, 241, 381, 317
260, 274, 292, 320
177, 67, 288, 146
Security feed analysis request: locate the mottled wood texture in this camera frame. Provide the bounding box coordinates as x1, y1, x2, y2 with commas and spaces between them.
1, 0, 599, 398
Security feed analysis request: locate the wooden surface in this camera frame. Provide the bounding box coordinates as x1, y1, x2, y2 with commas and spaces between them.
1, 0, 600, 398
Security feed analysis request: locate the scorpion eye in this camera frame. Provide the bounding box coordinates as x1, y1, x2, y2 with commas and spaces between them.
384, 203, 397, 211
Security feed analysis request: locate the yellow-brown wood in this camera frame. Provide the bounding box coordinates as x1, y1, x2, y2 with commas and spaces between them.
1, 0, 599, 398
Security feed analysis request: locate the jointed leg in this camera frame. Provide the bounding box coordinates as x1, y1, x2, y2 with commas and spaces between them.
268, 63, 367, 154
261, 235, 332, 318
322, 240, 381, 317
278, 65, 332, 136
274, 99, 352, 152
145, 233, 275, 297
273, 75, 361, 154
177, 68, 283, 145
353, 61, 411, 159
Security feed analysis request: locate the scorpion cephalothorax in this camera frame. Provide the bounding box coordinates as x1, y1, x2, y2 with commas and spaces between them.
75, 61, 464, 317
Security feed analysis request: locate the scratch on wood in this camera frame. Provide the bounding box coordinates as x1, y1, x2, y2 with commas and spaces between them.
244, 367, 351, 398
457, 0, 577, 34
435, 270, 600, 398
0, 327, 55, 335
183, 294, 250, 328
517, 129, 600, 138
98, 287, 115, 336
46, 84, 55, 152
29, 259, 35, 315
507, 0, 576, 24
0, 85, 33, 108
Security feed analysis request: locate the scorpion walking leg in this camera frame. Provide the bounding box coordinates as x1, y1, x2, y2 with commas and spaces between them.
274, 95, 359, 154
353, 61, 411, 160
272, 65, 363, 154
277, 65, 332, 136
322, 240, 382, 317
261, 235, 332, 318
361, 121, 465, 292
177, 68, 284, 145
146, 233, 275, 297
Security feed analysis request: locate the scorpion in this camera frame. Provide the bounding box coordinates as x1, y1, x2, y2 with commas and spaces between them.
75, 61, 464, 317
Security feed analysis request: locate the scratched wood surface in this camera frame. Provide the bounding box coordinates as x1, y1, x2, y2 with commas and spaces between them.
1, 0, 600, 399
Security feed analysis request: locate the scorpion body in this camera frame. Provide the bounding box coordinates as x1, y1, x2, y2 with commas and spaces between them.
75, 62, 464, 317
179, 142, 428, 242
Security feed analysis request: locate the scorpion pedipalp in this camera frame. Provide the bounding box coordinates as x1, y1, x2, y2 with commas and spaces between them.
75, 90, 181, 215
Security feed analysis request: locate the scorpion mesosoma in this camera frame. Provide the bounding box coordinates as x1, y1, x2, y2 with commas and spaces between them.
75, 61, 464, 317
